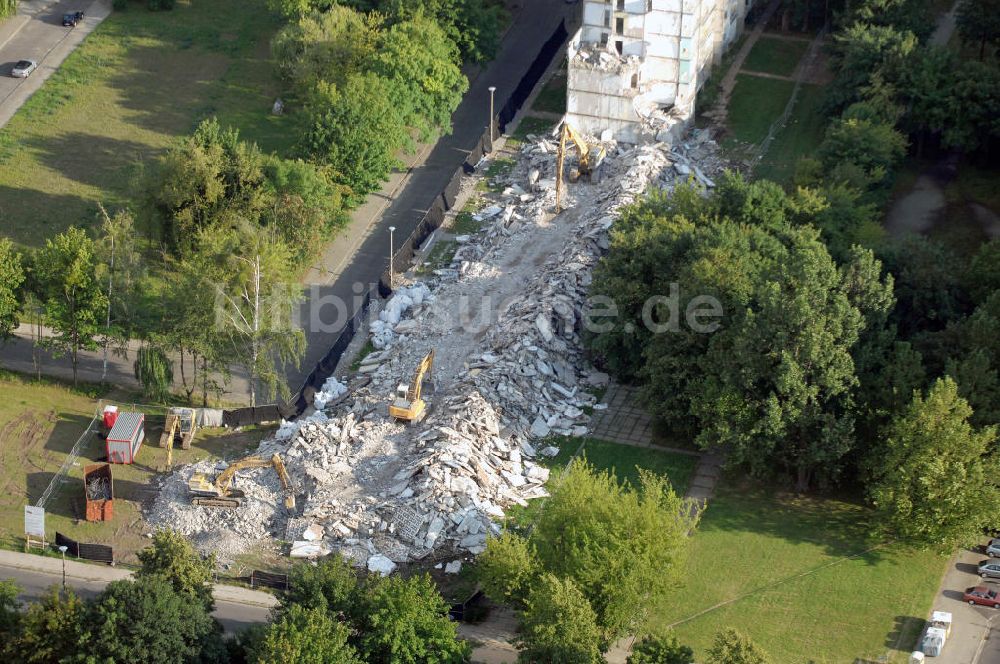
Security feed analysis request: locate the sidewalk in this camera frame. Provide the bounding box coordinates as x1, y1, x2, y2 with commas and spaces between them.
0, 548, 278, 609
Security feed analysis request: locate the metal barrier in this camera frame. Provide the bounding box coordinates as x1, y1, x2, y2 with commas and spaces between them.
250, 570, 289, 591
499, 20, 568, 133
55, 532, 114, 565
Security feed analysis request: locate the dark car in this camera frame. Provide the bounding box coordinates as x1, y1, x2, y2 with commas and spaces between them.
964, 585, 1000, 608
62, 11, 84, 27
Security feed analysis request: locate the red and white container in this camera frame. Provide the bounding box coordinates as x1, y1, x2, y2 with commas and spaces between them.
105, 411, 144, 464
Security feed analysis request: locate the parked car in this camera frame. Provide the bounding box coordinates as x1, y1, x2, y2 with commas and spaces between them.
964, 586, 1000, 608
11, 60, 37, 78
979, 560, 1000, 579
986, 538, 1000, 557
62, 11, 84, 26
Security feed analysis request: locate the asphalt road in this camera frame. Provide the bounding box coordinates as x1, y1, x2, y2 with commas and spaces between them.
289, 0, 575, 391
1, 561, 274, 634
0, 0, 110, 128
928, 544, 1000, 664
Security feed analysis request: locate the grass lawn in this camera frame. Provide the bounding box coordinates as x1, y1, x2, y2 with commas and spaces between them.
754, 83, 827, 184
0, 370, 273, 563
726, 75, 795, 145
508, 116, 556, 144
532, 74, 567, 114
508, 437, 698, 528
0, 0, 292, 248
650, 484, 947, 663
742, 36, 809, 77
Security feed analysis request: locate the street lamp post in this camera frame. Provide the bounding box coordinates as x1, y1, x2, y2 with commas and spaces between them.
388, 226, 396, 290
58, 545, 68, 591
488, 86, 497, 150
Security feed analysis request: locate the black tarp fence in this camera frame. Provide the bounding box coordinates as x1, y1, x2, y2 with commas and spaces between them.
250, 570, 289, 591
56, 532, 114, 564
233, 19, 570, 422
498, 19, 568, 133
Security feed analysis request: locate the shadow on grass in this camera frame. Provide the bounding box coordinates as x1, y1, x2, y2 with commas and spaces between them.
884, 615, 926, 652
29, 132, 152, 193
700, 484, 888, 563
0, 186, 100, 248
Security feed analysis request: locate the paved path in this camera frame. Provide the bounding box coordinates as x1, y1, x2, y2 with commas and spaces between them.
925, 545, 1000, 664
0, 322, 250, 402
0, 0, 111, 129
0, 548, 276, 633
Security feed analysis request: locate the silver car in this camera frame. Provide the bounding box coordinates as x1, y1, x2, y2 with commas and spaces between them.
11, 60, 37, 78
980, 559, 1000, 579
987, 539, 1000, 557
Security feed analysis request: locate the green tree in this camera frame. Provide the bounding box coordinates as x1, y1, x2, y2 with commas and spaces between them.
34, 227, 109, 386
967, 239, 1000, 305
263, 156, 348, 266
899, 48, 957, 155
282, 554, 358, 614
300, 73, 406, 205
826, 23, 916, 114
344, 0, 508, 63
516, 574, 603, 663
11, 588, 87, 664
956, 0, 1000, 59
530, 461, 699, 643
206, 224, 305, 406
628, 632, 694, 664
134, 344, 174, 402
869, 377, 1000, 547
478, 531, 540, 609
818, 113, 907, 190
706, 628, 772, 664
372, 14, 468, 140
944, 60, 1000, 152
270, 6, 379, 95
136, 529, 216, 610
879, 235, 968, 339
351, 573, 469, 664
152, 118, 268, 254
253, 605, 361, 664
0, 578, 19, 640
95, 205, 144, 383
83, 576, 224, 664
0, 238, 25, 343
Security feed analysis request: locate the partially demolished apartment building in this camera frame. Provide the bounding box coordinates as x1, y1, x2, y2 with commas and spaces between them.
567, 0, 752, 143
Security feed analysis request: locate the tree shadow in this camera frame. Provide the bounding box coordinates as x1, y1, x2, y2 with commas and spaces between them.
885, 615, 925, 652
27, 131, 152, 192
0, 185, 99, 248
700, 483, 888, 563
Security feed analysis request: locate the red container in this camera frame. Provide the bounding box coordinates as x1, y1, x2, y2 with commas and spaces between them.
83, 463, 114, 522
102, 405, 118, 431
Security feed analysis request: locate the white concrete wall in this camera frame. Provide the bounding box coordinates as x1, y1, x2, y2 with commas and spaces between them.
567, 0, 749, 143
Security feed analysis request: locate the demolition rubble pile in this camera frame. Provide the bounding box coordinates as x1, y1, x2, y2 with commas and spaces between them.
145, 129, 727, 567
86, 476, 111, 501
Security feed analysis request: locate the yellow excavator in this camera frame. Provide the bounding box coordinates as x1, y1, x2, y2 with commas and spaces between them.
160, 408, 198, 470
388, 350, 435, 423
555, 121, 607, 210
188, 453, 296, 510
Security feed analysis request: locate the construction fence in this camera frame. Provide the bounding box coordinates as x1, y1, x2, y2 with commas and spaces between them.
55, 532, 114, 565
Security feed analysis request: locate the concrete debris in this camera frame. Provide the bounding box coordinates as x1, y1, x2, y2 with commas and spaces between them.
86, 476, 111, 501
367, 554, 397, 576
145, 127, 728, 566
444, 560, 463, 574
313, 376, 347, 410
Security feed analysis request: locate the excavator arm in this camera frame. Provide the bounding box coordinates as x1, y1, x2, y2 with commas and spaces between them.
189, 453, 296, 510
390, 350, 435, 422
